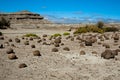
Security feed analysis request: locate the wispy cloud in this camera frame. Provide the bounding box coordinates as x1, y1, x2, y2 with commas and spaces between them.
41, 12, 120, 23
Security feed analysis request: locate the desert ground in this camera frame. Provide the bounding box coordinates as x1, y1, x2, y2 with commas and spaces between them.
0, 27, 120, 80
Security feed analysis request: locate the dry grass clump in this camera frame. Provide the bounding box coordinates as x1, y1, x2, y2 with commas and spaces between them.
52, 48, 58, 52
23, 33, 38, 37
6, 48, 14, 54
33, 50, 41, 56
63, 47, 70, 51
63, 32, 70, 36
8, 53, 18, 60
19, 63, 27, 68
52, 33, 61, 38
80, 50, 86, 55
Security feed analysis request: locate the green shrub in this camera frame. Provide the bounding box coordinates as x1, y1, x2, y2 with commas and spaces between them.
0, 32, 2, 36
103, 27, 119, 32
23, 33, 38, 37
0, 17, 10, 29
63, 32, 70, 36
74, 25, 104, 34
52, 33, 61, 37
96, 21, 104, 28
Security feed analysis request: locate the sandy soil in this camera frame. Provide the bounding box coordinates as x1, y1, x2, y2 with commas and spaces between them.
0, 28, 120, 80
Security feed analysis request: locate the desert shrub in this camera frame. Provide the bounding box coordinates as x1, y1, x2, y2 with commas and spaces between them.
63, 32, 70, 36
0, 17, 10, 29
74, 25, 104, 34
0, 32, 2, 36
103, 27, 119, 32
52, 33, 61, 37
96, 21, 104, 28
23, 33, 38, 37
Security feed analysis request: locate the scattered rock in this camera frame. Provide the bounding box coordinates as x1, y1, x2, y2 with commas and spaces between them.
43, 34, 47, 37
19, 63, 27, 68
63, 47, 70, 51
33, 50, 41, 56
80, 50, 86, 55
31, 45, 35, 48
15, 38, 20, 43
52, 48, 58, 52
6, 48, 14, 54
101, 50, 115, 59
8, 53, 17, 60
24, 41, 29, 45
0, 44, 4, 48
54, 38, 61, 43
8, 39, 12, 42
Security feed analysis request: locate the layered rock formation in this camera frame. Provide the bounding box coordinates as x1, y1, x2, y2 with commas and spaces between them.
0, 10, 51, 25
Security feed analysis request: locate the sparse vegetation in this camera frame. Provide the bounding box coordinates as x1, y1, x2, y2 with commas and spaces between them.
23, 33, 38, 37
96, 21, 104, 29
74, 22, 119, 34
52, 33, 61, 37
63, 32, 70, 36
0, 17, 10, 29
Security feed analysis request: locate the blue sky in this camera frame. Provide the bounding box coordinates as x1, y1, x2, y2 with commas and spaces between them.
0, 0, 120, 23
